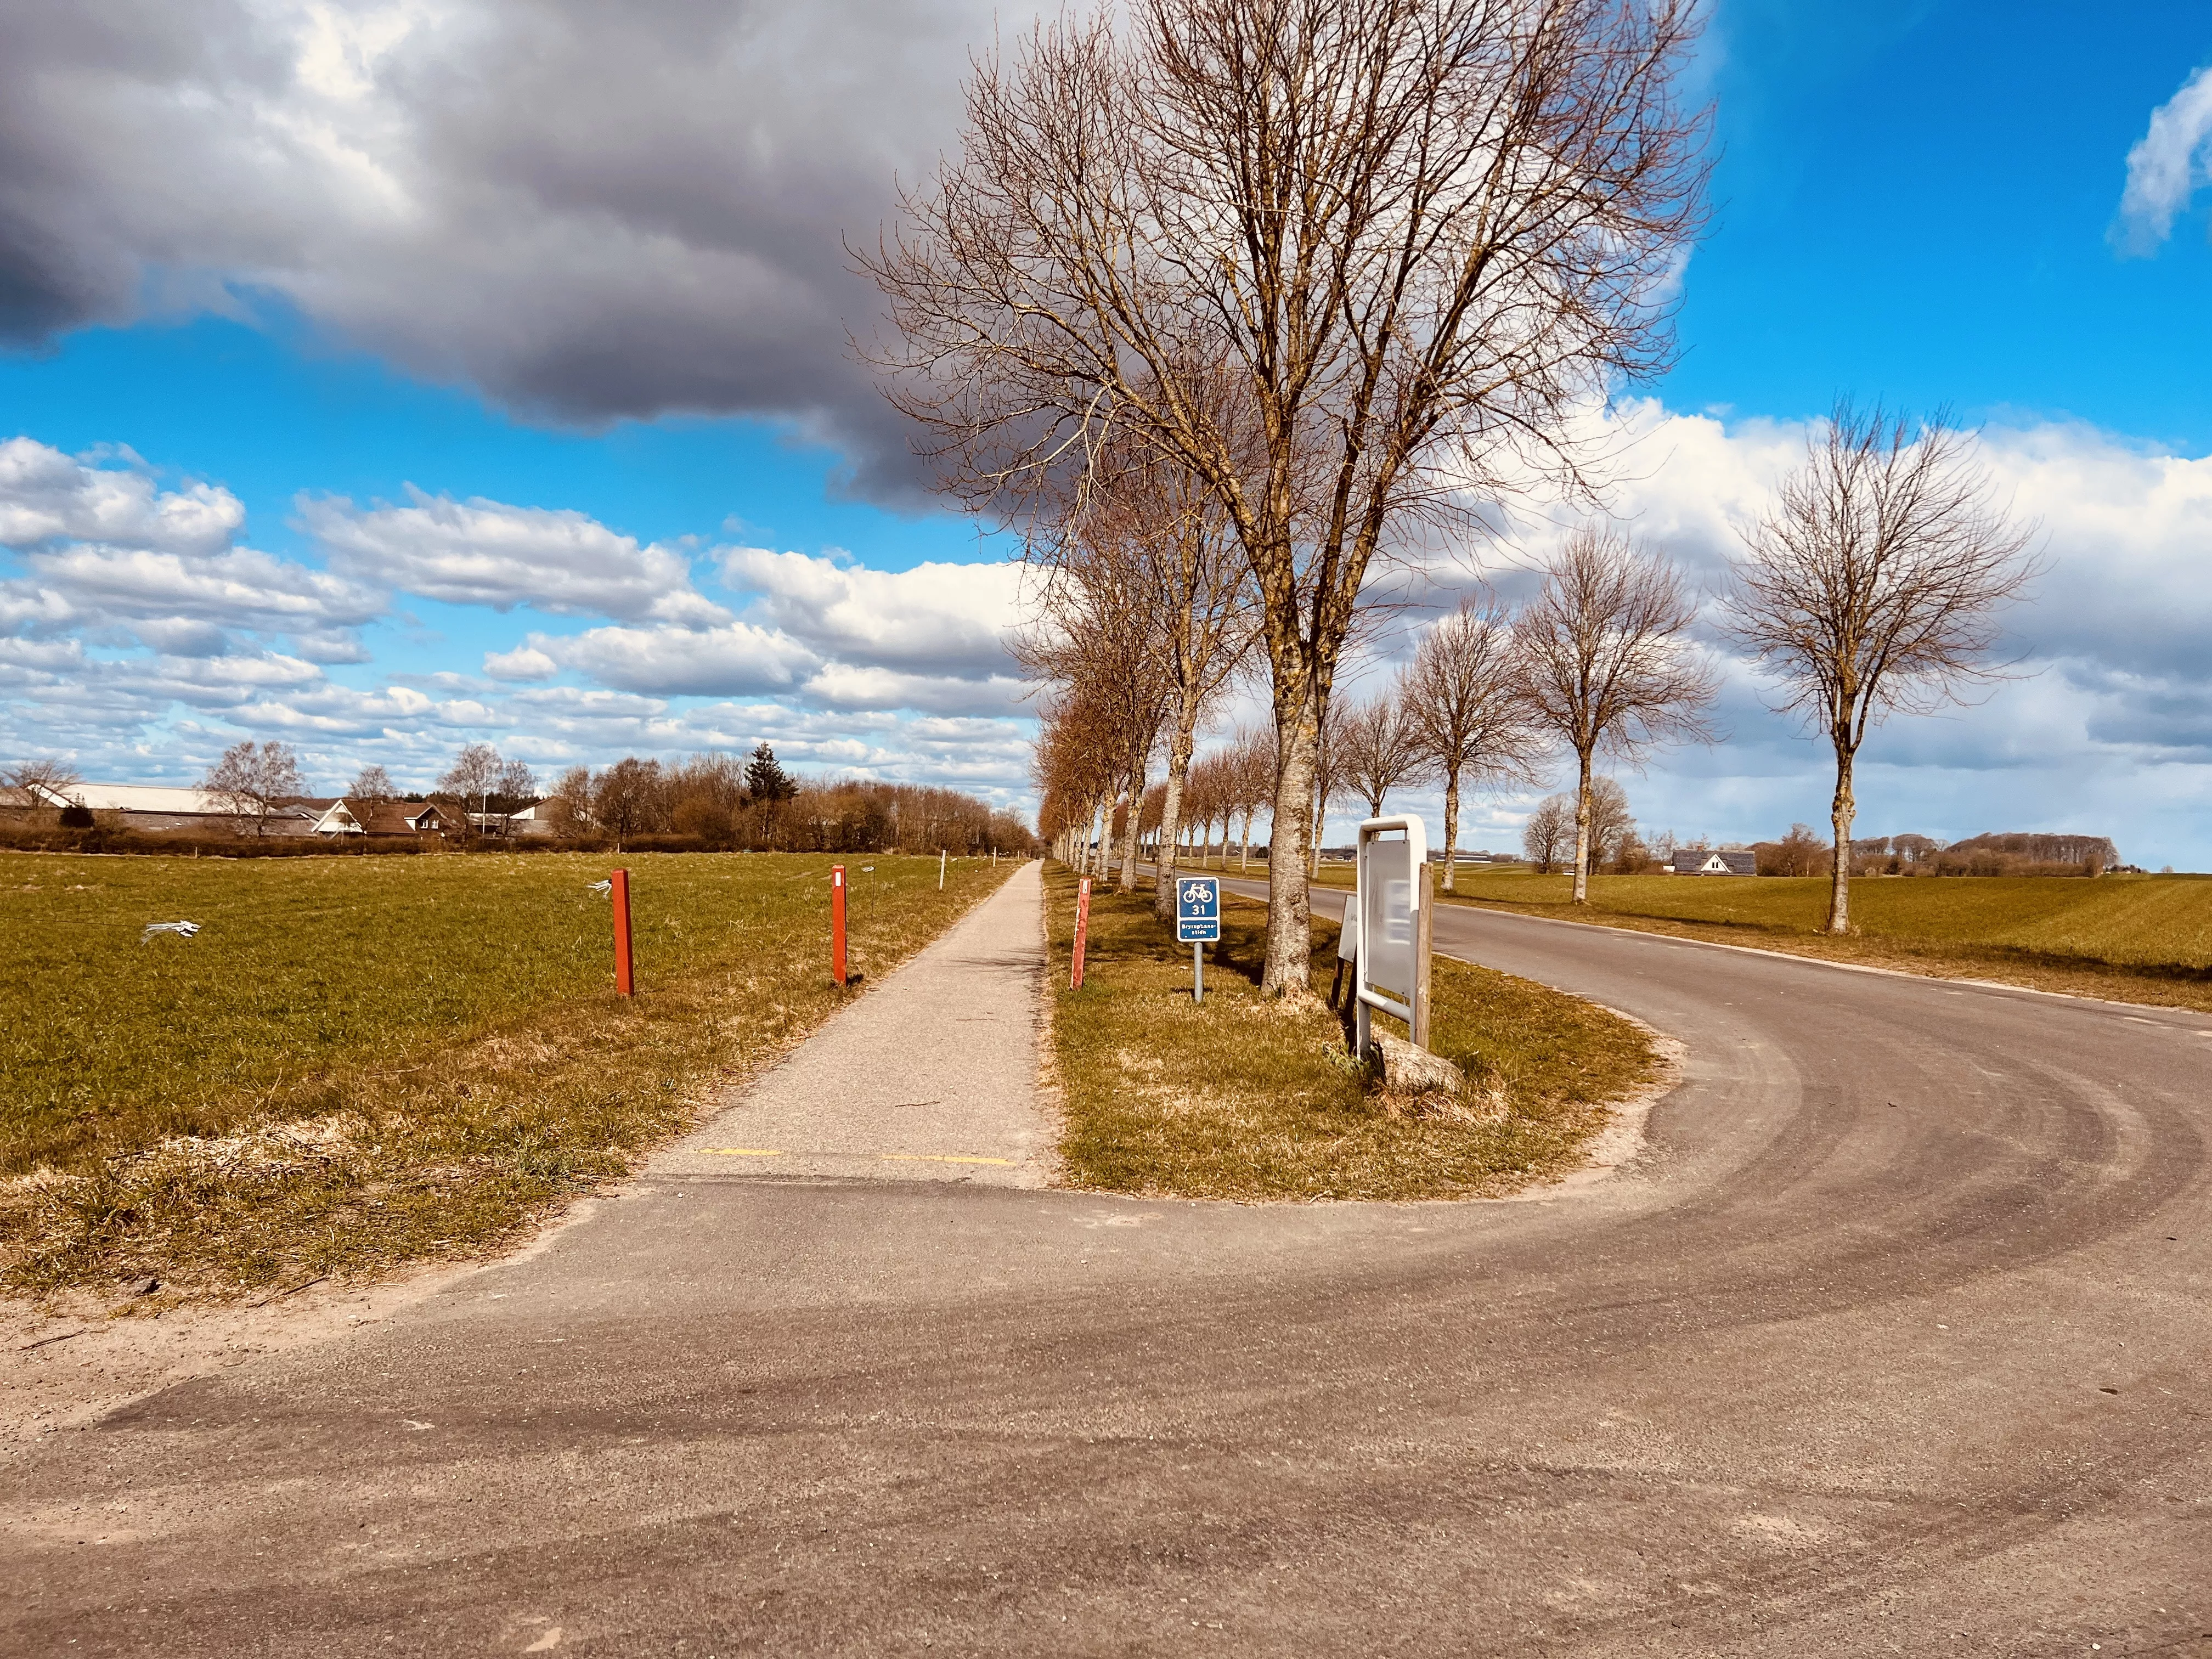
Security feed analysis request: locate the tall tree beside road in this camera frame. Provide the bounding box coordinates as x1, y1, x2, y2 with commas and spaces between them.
866, 0, 1709, 998
1308, 698, 1353, 878
1404, 598, 1548, 889
1725, 404, 2039, 934
1337, 692, 1427, 820
1516, 528, 1719, 904
1017, 548, 1172, 891
201, 740, 305, 836
1030, 436, 1256, 916
1230, 725, 1272, 869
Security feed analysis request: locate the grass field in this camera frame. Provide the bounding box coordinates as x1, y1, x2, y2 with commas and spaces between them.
2, 850, 1014, 1298
1303, 865, 2212, 1008
1047, 866, 1657, 1201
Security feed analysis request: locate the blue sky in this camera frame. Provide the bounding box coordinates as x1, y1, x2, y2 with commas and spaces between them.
3, 0, 2211, 865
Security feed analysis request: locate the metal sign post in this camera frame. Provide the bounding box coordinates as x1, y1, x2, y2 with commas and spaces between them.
1352, 816, 1431, 1059
1176, 876, 1221, 1003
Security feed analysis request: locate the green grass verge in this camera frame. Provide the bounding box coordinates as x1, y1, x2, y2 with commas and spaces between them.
1305, 865, 2212, 1010
1, 851, 1015, 1297
1046, 865, 1657, 1201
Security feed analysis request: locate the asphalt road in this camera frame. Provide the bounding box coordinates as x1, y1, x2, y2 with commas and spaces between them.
6, 878, 2209, 1656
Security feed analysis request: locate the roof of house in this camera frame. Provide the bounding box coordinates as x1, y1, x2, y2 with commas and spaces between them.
29, 781, 225, 814
1672, 848, 1757, 874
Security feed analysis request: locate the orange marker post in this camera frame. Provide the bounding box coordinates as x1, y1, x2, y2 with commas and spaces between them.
831, 864, 848, 986
610, 867, 634, 997
1070, 876, 1092, 990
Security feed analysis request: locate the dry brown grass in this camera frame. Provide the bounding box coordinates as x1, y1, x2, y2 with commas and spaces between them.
1046, 867, 1656, 1201
1, 851, 1015, 1300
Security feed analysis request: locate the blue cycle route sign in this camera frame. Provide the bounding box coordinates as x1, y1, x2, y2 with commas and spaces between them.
1176, 876, 1221, 943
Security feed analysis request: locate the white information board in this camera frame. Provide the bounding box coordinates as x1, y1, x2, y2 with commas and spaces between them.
1354, 814, 1431, 1054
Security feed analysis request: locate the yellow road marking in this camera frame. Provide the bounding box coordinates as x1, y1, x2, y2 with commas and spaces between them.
698, 1148, 785, 1157
878, 1154, 1018, 1166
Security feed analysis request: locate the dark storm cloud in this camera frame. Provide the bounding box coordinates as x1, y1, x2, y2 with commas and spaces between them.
0, 0, 1007, 499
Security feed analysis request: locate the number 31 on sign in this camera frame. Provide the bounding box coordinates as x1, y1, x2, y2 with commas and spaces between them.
1177, 876, 1220, 1003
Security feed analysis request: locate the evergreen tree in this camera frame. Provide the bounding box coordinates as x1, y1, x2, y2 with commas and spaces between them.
744, 743, 797, 803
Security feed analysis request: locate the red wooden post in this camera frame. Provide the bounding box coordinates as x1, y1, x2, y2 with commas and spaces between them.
831, 864, 848, 986
1070, 876, 1092, 990
610, 867, 634, 997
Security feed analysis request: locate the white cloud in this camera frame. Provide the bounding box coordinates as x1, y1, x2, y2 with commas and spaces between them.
799, 662, 1032, 718
2116, 63, 2212, 253
523, 620, 820, 696
20, 543, 381, 633
721, 546, 1026, 676
0, 436, 245, 556
0, 439, 380, 661
303, 488, 726, 624
483, 644, 557, 681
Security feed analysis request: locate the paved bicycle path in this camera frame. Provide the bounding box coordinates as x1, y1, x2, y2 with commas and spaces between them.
656, 857, 1055, 1186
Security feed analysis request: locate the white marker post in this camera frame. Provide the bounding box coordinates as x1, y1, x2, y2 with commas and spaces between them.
1352, 815, 1432, 1060
939, 848, 946, 890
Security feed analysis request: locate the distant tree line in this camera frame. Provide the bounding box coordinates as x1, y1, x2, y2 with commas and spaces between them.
538, 746, 1031, 856
2, 740, 1032, 859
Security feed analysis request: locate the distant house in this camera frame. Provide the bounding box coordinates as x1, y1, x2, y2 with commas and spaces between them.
1671, 848, 1757, 876
311, 798, 452, 838
26, 781, 320, 836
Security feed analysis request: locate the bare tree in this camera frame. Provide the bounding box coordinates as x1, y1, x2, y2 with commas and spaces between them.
1034, 689, 1125, 876
437, 742, 504, 832
347, 764, 397, 803
1308, 697, 1353, 878
1583, 775, 1635, 867
1521, 793, 1575, 873
201, 740, 306, 836
1029, 433, 1257, 915
1516, 527, 1719, 902
1726, 404, 2039, 933
1230, 724, 1271, 869
1403, 597, 1548, 889
865, 0, 1708, 997
1336, 691, 1427, 820
591, 758, 669, 850
546, 765, 595, 833
3, 758, 83, 814
1015, 548, 1172, 892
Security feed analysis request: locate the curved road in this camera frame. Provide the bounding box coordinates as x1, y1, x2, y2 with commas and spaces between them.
6, 883, 2209, 1655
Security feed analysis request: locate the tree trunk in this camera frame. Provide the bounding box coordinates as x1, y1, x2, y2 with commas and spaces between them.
1264, 707, 1319, 999
1441, 769, 1460, 893
1153, 716, 1198, 920
1117, 787, 1144, 890
1829, 738, 1855, 934
1240, 806, 1254, 870
1572, 748, 1595, 905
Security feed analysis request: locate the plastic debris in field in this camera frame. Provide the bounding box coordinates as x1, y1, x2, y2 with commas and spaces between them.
141, 921, 201, 944
586, 878, 612, 894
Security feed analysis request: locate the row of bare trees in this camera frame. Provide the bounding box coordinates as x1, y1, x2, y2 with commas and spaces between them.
870, 0, 1713, 996
1313, 527, 1717, 898
857, 0, 2028, 963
